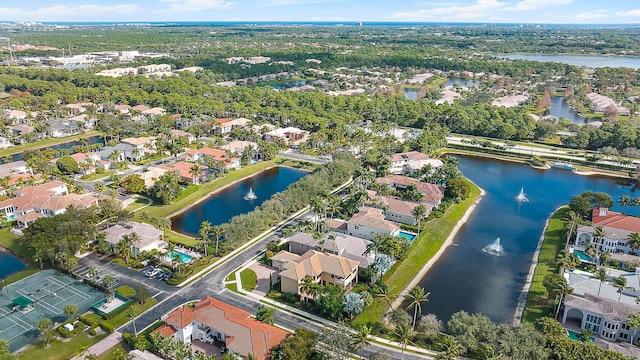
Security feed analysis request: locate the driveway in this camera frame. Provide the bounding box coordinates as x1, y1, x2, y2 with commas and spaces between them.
248, 263, 279, 297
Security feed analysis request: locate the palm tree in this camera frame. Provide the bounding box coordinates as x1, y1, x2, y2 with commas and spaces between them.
94, 183, 105, 199
326, 195, 342, 219
139, 211, 150, 223
618, 195, 632, 214
373, 282, 396, 308
627, 232, 640, 255
550, 278, 573, 319
154, 217, 172, 237
189, 164, 202, 184
310, 196, 325, 232
594, 226, 607, 249
599, 250, 611, 266
127, 306, 140, 336
584, 243, 597, 260
555, 251, 579, 274
350, 324, 372, 352
596, 267, 608, 296
395, 323, 413, 360
117, 233, 136, 264
405, 286, 429, 329
627, 312, 640, 345
103, 274, 115, 293
299, 277, 321, 301
614, 276, 628, 301
366, 234, 385, 257
198, 221, 212, 257
211, 225, 223, 257
436, 336, 464, 360
563, 210, 580, 248
412, 204, 427, 237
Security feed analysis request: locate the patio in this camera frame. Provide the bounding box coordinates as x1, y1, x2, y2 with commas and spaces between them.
191, 339, 224, 359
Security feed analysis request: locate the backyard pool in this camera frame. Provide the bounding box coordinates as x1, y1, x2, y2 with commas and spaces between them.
567, 330, 595, 343
398, 230, 417, 241
167, 250, 192, 263
574, 249, 595, 262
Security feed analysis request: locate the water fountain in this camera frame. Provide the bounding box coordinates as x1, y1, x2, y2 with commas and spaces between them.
482, 238, 506, 256
514, 187, 529, 203
244, 187, 257, 200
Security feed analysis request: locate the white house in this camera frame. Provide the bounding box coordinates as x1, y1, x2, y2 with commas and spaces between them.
345, 207, 401, 240
366, 191, 431, 226
103, 222, 166, 256
388, 151, 443, 175
575, 208, 640, 258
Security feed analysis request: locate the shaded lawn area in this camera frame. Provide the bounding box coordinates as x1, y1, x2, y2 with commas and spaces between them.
165, 230, 199, 248
240, 269, 258, 291
521, 206, 567, 323
0, 229, 35, 261
0, 131, 100, 158
124, 197, 149, 212
353, 179, 481, 327
135, 159, 278, 220
107, 298, 158, 328
17, 333, 108, 360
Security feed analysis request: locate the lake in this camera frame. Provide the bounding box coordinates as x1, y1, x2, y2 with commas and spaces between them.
497, 54, 640, 69
271, 80, 308, 89
9, 135, 104, 162
549, 96, 586, 125
418, 156, 638, 323
0, 252, 26, 280
172, 166, 308, 236
444, 78, 482, 88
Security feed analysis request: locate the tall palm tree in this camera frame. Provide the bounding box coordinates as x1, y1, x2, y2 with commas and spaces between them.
594, 226, 607, 249
366, 235, 385, 257
350, 324, 372, 352
310, 196, 326, 232
436, 336, 464, 360
563, 210, 580, 248
127, 306, 140, 336
373, 282, 396, 308
189, 164, 202, 184
198, 221, 212, 257
584, 243, 598, 260
395, 323, 413, 360
596, 267, 608, 296
154, 217, 172, 237
627, 313, 640, 345
550, 278, 573, 319
614, 276, 628, 301
299, 277, 321, 301
618, 195, 632, 214
405, 286, 430, 329
627, 232, 640, 255
211, 225, 223, 257
599, 250, 611, 266
326, 195, 342, 219
94, 183, 105, 199
412, 205, 427, 237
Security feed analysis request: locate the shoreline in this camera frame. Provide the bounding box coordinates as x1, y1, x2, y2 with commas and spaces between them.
512, 206, 563, 325
390, 183, 486, 310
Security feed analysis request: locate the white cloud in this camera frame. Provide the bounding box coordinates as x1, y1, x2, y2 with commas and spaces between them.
161, 0, 235, 11
262, 0, 342, 6
0, 4, 140, 21
390, 0, 506, 21
513, 0, 572, 11
617, 9, 640, 17
574, 10, 606, 20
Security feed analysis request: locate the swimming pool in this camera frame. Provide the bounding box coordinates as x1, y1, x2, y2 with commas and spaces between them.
574, 249, 595, 262
167, 250, 192, 263
567, 330, 595, 343
398, 230, 417, 241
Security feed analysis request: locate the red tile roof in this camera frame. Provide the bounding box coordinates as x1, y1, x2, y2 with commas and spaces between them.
375, 175, 444, 204
592, 208, 640, 233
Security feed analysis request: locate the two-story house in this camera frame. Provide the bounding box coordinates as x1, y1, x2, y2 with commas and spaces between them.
344, 207, 401, 240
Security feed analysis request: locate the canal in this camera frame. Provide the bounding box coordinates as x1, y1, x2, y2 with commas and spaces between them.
418, 156, 638, 323
172, 166, 308, 236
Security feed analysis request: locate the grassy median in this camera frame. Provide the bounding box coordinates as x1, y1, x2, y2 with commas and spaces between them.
521, 206, 567, 323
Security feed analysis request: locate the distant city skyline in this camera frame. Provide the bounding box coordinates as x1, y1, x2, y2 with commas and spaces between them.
1, 0, 640, 24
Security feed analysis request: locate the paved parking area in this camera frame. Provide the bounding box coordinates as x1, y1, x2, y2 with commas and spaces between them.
248, 262, 280, 297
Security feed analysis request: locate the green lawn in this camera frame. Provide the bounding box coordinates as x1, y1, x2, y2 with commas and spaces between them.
81, 171, 113, 182
136, 159, 278, 220
240, 269, 258, 292
226, 282, 240, 293
165, 230, 199, 247
354, 180, 481, 327
95, 342, 128, 360
124, 197, 150, 212
0, 229, 35, 262
17, 333, 108, 360
0, 131, 100, 158
107, 298, 158, 328
4, 268, 40, 285
521, 207, 568, 323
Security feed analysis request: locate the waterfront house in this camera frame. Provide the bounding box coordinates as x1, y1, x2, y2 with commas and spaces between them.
575, 208, 640, 262
264, 127, 308, 147
0, 137, 12, 150
103, 222, 166, 256
99, 143, 145, 162
272, 250, 359, 299
387, 151, 443, 175
375, 174, 444, 206
0, 161, 30, 178
158, 161, 209, 184
153, 296, 288, 360
184, 148, 240, 170
287, 231, 374, 269
47, 120, 82, 138
365, 191, 431, 226
345, 207, 401, 240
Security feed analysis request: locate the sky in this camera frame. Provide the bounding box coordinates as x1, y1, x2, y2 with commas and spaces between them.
2, 0, 640, 24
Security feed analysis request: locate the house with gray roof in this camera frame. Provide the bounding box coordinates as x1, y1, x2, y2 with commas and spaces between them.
47, 120, 82, 138
287, 231, 374, 269
99, 143, 144, 162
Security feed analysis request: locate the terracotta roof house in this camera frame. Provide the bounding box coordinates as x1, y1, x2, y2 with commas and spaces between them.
264, 127, 309, 147
153, 296, 288, 360
575, 208, 640, 262
185, 148, 240, 170
344, 207, 401, 240
365, 190, 431, 226
170, 129, 195, 144
0, 161, 30, 178
158, 161, 209, 184
287, 231, 374, 269
387, 151, 443, 175
219, 140, 258, 155
103, 222, 166, 256
375, 174, 444, 206
273, 250, 359, 299
214, 117, 252, 136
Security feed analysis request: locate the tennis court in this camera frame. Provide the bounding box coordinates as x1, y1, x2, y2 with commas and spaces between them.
0, 270, 106, 351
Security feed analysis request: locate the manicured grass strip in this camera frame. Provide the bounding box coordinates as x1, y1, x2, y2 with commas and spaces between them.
521, 207, 567, 323
354, 179, 481, 327
226, 272, 236, 282
81, 171, 113, 182
17, 333, 108, 360
107, 298, 158, 328
226, 282, 240, 293
0, 229, 35, 261
165, 230, 198, 248
136, 159, 278, 220
0, 131, 99, 158
124, 197, 149, 212
4, 268, 40, 285
95, 342, 128, 360
241, 269, 258, 292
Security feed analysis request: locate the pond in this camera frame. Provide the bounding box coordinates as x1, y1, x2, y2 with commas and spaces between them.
418, 156, 638, 323
0, 251, 26, 280
549, 96, 586, 125
171, 166, 308, 236
9, 135, 104, 162
444, 78, 482, 88
496, 54, 640, 69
